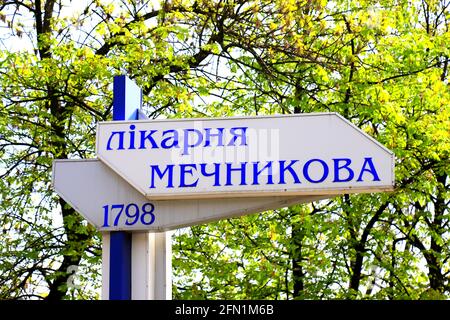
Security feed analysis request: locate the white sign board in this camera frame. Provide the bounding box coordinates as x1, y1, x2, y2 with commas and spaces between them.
96, 113, 394, 200
52, 159, 328, 231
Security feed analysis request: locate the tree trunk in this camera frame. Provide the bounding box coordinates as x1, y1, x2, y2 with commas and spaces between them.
292, 223, 304, 298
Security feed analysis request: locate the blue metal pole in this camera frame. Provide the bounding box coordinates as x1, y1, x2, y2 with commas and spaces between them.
109, 75, 141, 300
109, 231, 131, 299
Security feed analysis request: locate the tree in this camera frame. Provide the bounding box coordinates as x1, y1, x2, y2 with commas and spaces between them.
173, 0, 449, 299
0, 0, 448, 300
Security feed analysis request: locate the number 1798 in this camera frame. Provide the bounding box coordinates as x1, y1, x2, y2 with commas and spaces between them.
102, 203, 155, 227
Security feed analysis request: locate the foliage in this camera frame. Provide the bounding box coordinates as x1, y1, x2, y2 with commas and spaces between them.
0, 0, 448, 299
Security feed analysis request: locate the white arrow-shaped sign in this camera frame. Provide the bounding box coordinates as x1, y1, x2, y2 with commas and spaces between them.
52, 159, 329, 231
96, 113, 394, 200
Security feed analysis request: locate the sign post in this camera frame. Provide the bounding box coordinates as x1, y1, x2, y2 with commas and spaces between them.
52, 75, 395, 300
108, 75, 138, 300
106, 75, 172, 300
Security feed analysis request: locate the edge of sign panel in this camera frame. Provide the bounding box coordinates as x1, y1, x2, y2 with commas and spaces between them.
51, 159, 99, 228
142, 186, 395, 200
334, 113, 395, 188
100, 195, 331, 232
96, 113, 396, 200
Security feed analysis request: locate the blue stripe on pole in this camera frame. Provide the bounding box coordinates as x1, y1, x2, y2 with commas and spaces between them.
113, 76, 126, 121
109, 75, 141, 300
109, 231, 132, 299
113, 75, 141, 121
